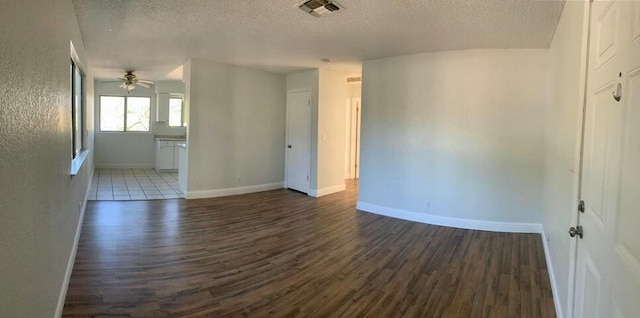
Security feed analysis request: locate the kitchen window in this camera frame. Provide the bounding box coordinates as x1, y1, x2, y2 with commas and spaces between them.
168, 96, 184, 127
100, 96, 151, 132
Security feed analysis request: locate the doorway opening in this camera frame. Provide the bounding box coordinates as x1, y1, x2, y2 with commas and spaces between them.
89, 168, 183, 201
345, 76, 362, 180
285, 89, 312, 194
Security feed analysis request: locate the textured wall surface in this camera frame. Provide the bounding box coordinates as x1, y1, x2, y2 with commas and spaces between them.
71, 0, 564, 77
359, 49, 549, 224
186, 60, 286, 192
0, 0, 95, 316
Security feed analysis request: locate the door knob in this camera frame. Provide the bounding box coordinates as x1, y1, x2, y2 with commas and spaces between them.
612, 83, 622, 102
287, 145, 292, 149
569, 226, 584, 239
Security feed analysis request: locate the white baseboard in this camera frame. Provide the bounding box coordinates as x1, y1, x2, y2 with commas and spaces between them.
186, 182, 284, 199
95, 163, 155, 169
55, 168, 94, 317
356, 201, 543, 233
309, 184, 346, 198
541, 228, 564, 318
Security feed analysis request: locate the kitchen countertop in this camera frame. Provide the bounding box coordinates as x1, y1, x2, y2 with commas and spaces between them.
155, 135, 186, 141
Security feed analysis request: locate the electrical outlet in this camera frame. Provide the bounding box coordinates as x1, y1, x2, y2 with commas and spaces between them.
424, 200, 431, 210
236, 176, 241, 185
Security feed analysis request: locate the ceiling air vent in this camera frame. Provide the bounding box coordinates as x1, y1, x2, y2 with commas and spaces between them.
299, 0, 342, 18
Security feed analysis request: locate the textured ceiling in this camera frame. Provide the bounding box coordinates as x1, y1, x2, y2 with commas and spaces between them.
72, 0, 565, 79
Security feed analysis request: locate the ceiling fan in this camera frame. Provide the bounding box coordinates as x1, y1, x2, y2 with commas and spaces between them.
103, 71, 155, 92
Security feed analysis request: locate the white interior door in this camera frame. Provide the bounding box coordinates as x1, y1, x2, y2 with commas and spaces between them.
286, 90, 311, 193
573, 1, 640, 317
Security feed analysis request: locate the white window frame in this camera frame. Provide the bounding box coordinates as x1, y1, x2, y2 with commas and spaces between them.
99, 95, 152, 133
71, 59, 84, 157
168, 95, 185, 127
70, 41, 89, 176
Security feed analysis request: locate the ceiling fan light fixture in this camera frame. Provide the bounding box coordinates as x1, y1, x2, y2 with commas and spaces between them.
102, 71, 155, 93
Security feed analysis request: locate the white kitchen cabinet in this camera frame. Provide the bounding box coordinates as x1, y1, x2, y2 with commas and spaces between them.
155, 140, 180, 170
177, 142, 187, 194
173, 144, 180, 168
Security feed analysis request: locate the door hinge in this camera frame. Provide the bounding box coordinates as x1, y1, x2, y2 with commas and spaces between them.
308, 100, 311, 105
578, 200, 585, 213
307, 175, 309, 181
569, 226, 584, 239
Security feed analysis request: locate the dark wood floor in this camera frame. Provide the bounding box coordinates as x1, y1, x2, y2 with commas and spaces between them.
63, 181, 555, 317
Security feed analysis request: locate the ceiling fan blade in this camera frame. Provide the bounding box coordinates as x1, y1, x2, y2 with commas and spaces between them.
136, 82, 151, 88
138, 80, 155, 84
101, 80, 123, 83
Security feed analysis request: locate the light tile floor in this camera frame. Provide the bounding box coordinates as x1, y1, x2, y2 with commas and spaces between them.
88, 169, 183, 201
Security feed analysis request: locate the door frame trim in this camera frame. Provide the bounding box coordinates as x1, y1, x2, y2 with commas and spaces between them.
567, 2, 595, 318
285, 88, 313, 194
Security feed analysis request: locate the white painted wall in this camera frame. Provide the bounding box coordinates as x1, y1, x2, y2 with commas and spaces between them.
544, 2, 589, 317
286, 69, 349, 196
358, 49, 549, 224
286, 70, 320, 189
185, 60, 286, 195
155, 80, 187, 135
347, 81, 362, 98
94, 81, 186, 168
0, 0, 95, 316
156, 80, 185, 94
317, 68, 348, 193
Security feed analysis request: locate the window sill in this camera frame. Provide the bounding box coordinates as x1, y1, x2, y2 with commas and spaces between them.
97, 131, 152, 134
70, 150, 90, 176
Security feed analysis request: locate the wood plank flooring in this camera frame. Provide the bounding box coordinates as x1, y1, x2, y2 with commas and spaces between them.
63, 181, 556, 317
